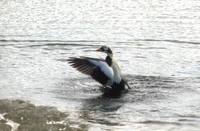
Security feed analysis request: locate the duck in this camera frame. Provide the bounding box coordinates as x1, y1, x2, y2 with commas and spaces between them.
68, 46, 130, 97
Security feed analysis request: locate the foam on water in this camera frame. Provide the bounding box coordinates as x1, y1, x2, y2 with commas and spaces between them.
0, 113, 20, 131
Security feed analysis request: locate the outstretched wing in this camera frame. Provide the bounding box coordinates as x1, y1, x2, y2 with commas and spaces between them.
68, 57, 114, 85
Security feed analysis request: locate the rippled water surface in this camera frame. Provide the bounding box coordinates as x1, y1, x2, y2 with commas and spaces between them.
1, 0, 200, 130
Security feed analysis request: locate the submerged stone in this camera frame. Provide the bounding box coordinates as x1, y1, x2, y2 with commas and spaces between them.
0, 123, 12, 131
0, 119, 7, 123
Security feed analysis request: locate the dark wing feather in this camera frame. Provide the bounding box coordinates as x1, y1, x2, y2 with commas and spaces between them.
67, 57, 113, 85
68, 57, 96, 75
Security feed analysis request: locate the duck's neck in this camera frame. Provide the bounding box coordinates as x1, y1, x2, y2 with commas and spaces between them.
106, 53, 113, 66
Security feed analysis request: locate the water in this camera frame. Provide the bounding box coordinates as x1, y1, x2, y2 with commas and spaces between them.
1, 0, 200, 130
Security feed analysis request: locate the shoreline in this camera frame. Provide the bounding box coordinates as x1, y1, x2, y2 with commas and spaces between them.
0, 99, 86, 131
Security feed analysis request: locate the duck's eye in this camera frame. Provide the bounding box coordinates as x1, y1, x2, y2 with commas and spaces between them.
103, 46, 108, 51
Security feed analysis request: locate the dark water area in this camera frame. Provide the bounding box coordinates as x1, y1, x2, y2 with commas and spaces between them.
1, 0, 200, 130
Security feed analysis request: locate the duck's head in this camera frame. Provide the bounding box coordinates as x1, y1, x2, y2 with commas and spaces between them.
96, 46, 113, 55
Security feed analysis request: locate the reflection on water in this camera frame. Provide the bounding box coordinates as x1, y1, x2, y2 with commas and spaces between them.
80, 96, 124, 127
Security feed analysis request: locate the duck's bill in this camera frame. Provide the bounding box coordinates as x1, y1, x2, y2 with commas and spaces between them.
96, 48, 101, 51
84, 49, 101, 52
82, 49, 96, 52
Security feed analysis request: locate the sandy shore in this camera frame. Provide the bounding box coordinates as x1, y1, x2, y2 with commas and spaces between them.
0, 99, 86, 131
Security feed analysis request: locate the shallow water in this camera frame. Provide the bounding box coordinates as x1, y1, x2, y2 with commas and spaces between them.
1, 0, 200, 130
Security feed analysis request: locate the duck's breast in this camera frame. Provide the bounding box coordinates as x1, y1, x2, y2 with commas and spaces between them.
112, 59, 122, 83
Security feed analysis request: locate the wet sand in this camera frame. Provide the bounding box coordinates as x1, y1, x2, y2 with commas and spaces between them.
0, 99, 86, 131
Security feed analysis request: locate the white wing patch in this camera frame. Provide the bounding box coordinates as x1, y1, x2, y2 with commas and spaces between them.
88, 59, 114, 80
